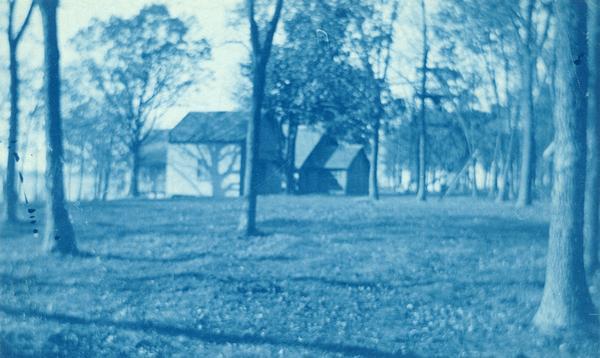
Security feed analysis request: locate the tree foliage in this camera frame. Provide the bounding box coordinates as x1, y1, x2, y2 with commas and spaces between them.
71, 4, 211, 197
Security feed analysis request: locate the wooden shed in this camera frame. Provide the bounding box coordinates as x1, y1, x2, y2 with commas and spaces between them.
323, 145, 370, 196
294, 126, 369, 196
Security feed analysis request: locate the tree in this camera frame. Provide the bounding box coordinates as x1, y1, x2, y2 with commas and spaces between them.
416, 0, 429, 201
533, 0, 597, 333
262, 1, 366, 193
584, 0, 600, 277
239, 0, 283, 236
352, 0, 400, 201
37, 0, 77, 254
516, 0, 553, 207
62, 76, 127, 201
72, 5, 210, 197
4, 0, 34, 224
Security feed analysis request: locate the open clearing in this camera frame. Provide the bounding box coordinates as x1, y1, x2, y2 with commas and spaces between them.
1, 196, 598, 357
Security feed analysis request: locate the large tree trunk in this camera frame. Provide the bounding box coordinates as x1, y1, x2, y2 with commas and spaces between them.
584, 0, 600, 276
533, 0, 596, 333
5, 43, 20, 224
517, 0, 537, 207
240, 61, 265, 235
4, 1, 33, 223
369, 116, 380, 200
39, 0, 77, 254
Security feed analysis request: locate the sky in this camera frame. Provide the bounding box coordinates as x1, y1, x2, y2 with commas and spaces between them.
0, 0, 464, 173
0, 0, 250, 171
1, 0, 249, 129
57, 0, 249, 127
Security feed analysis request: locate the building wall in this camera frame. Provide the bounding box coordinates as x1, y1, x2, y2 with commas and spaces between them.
346, 153, 370, 196
166, 143, 241, 197
298, 168, 340, 194
256, 161, 283, 195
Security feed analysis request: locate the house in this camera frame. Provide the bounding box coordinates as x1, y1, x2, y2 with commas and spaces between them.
294, 126, 370, 196
165, 111, 282, 198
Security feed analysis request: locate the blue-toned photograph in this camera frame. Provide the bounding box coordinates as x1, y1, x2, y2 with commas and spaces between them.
0, 0, 599, 356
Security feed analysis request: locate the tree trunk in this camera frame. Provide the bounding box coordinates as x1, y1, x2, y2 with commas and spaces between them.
209, 144, 224, 198
471, 158, 478, 197
497, 128, 515, 202
5, 43, 20, 224
517, 0, 536, 207
93, 166, 101, 200
240, 62, 265, 235
369, 116, 380, 200
129, 143, 140, 197
239, 141, 246, 197
39, 0, 77, 255
4, 0, 33, 224
101, 138, 114, 201
533, 0, 597, 333
489, 132, 501, 198
285, 121, 298, 194
239, 0, 283, 236
101, 158, 112, 201
416, 0, 428, 202
77, 151, 84, 201
585, 0, 600, 277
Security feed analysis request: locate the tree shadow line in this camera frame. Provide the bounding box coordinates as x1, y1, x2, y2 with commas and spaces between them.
0, 304, 418, 358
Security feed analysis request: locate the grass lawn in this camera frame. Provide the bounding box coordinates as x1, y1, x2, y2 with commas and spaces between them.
0, 195, 598, 357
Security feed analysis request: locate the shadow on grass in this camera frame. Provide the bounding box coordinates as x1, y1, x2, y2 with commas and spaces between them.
87, 251, 219, 264
290, 276, 393, 290
0, 304, 417, 357
0, 273, 78, 290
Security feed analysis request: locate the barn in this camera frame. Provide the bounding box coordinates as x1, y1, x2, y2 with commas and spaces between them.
294, 126, 369, 196
165, 111, 282, 197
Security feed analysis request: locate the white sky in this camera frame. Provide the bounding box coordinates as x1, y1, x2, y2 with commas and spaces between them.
1, 0, 249, 129
0, 0, 483, 173
58, 0, 249, 127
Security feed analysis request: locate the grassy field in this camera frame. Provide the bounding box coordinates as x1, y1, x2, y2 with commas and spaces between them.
0, 195, 598, 357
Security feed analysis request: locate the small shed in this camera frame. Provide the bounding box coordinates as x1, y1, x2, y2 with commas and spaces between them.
324, 144, 370, 195
294, 126, 370, 196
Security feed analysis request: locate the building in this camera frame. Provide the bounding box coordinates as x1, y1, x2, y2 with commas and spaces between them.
165, 111, 282, 198
294, 126, 369, 196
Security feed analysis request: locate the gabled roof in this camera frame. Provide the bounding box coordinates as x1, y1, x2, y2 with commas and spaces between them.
140, 129, 169, 167
169, 111, 248, 144
294, 126, 327, 169
324, 144, 365, 170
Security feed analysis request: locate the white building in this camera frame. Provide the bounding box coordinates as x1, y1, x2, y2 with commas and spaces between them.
165, 111, 282, 198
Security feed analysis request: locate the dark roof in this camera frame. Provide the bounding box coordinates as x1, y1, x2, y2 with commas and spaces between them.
169, 112, 248, 144
324, 144, 365, 170
140, 130, 169, 167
